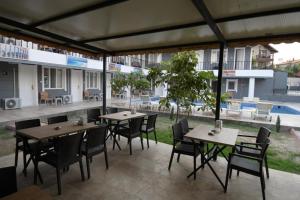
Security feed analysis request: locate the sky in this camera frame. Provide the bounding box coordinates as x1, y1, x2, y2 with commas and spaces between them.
270, 42, 300, 64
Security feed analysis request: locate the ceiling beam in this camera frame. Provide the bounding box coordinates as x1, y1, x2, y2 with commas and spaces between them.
29, 0, 129, 27
191, 0, 225, 43
0, 16, 109, 54
81, 6, 300, 43
112, 32, 300, 55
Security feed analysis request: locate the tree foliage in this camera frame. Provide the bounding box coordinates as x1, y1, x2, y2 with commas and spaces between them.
148, 51, 226, 122
111, 70, 150, 107
111, 72, 127, 94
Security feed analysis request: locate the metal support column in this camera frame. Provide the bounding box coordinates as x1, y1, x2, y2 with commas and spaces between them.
215, 42, 225, 120
102, 54, 107, 114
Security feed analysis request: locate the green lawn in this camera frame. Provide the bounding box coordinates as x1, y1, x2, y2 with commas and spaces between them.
146, 116, 300, 175
0, 127, 14, 140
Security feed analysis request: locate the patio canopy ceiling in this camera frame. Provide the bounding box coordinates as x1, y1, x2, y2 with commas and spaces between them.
0, 0, 300, 55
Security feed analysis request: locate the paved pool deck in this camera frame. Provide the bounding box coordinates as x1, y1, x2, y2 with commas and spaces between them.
0, 98, 300, 130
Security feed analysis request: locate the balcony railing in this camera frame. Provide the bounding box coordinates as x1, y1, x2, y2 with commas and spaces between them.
195, 61, 274, 70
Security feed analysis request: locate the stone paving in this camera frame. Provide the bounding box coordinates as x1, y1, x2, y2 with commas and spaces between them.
0, 139, 300, 200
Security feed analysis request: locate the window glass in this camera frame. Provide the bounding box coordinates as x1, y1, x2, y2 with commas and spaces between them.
89, 72, 94, 88
211, 50, 219, 64
56, 69, 63, 88
44, 68, 49, 88
228, 81, 235, 90
50, 68, 56, 88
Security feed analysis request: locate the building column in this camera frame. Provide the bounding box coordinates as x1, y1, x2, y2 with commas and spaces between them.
248, 77, 255, 98
102, 54, 107, 114
215, 42, 225, 121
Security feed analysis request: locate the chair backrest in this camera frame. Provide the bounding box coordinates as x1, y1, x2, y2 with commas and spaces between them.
87, 108, 101, 123
0, 166, 17, 198
84, 90, 90, 97
48, 115, 68, 124
228, 101, 241, 110
15, 119, 40, 130
40, 91, 49, 100
146, 114, 158, 130
54, 133, 83, 167
85, 125, 108, 150
172, 122, 184, 142
259, 138, 270, 159
256, 103, 273, 114
106, 107, 118, 114
256, 127, 271, 146
129, 117, 144, 135
179, 118, 189, 135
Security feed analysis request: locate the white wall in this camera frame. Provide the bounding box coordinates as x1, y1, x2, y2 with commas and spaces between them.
28, 49, 65, 65
212, 70, 273, 78
106, 73, 112, 100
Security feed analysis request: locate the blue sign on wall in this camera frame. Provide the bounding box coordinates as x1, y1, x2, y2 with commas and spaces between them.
67, 56, 87, 67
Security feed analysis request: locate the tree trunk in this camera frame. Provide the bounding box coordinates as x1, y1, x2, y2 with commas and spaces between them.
175, 102, 179, 123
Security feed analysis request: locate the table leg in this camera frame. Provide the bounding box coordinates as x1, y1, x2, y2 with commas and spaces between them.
187, 145, 227, 190
106, 120, 121, 151
33, 142, 43, 185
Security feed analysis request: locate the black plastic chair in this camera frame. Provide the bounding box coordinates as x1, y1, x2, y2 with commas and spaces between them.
87, 108, 101, 124
48, 115, 68, 124
82, 125, 108, 179
15, 119, 41, 176
115, 117, 144, 155
141, 114, 158, 148
179, 118, 193, 135
225, 137, 270, 200
168, 122, 203, 180
236, 127, 271, 178
37, 133, 85, 195
0, 166, 17, 198
106, 107, 118, 114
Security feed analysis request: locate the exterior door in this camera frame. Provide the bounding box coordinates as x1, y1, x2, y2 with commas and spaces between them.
234, 48, 245, 69
71, 70, 83, 102
19, 64, 38, 107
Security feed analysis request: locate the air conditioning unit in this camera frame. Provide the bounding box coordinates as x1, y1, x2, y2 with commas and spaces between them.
62, 95, 72, 104
2, 98, 21, 110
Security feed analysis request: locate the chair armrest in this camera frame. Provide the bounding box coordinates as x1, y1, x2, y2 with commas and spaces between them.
235, 144, 262, 151
240, 142, 263, 146
229, 153, 263, 162
237, 134, 257, 138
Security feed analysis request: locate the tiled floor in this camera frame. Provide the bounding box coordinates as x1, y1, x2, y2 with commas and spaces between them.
1, 139, 299, 200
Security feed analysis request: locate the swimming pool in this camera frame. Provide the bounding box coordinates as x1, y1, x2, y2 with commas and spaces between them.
148, 97, 300, 115
223, 102, 300, 115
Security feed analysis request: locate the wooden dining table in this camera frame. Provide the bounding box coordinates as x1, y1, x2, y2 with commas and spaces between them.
184, 124, 239, 190
16, 121, 98, 184
99, 111, 146, 150
0, 186, 52, 200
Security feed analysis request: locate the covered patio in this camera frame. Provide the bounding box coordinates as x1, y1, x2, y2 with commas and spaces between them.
0, 139, 299, 200
1, 0, 300, 200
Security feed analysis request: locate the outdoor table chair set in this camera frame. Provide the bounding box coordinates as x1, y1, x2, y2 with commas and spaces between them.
13, 117, 107, 195
10, 109, 158, 196
168, 118, 271, 200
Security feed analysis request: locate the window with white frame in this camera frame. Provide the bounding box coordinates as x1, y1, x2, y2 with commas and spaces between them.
211, 49, 228, 64
86, 71, 100, 89
196, 50, 204, 70
223, 49, 228, 64
43, 67, 66, 89
226, 79, 238, 92
211, 49, 219, 64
